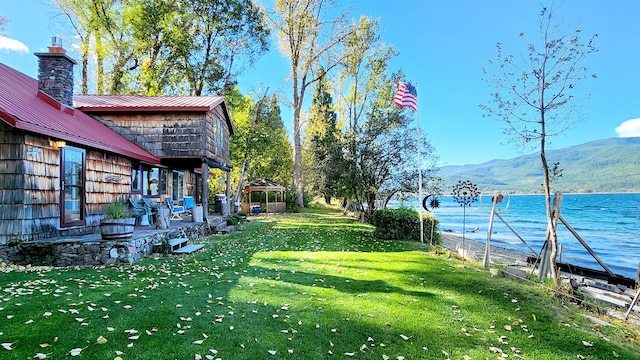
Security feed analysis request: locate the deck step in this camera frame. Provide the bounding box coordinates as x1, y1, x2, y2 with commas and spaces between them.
173, 244, 205, 254
217, 225, 236, 234
169, 238, 189, 250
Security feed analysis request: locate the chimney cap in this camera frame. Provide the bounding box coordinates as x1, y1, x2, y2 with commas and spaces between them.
51, 37, 63, 47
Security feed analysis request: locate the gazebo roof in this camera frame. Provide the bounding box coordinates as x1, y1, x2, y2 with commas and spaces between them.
243, 177, 286, 192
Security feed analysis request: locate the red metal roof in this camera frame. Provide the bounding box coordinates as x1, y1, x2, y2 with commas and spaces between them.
74, 94, 224, 112
74, 94, 234, 135
0, 63, 159, 164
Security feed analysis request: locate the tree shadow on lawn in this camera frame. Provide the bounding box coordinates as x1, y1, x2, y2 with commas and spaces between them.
249, 264, 433, 299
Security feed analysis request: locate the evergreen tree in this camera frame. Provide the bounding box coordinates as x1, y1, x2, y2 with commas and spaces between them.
306, 68, 342, 203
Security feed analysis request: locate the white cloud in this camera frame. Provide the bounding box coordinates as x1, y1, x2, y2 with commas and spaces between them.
0, 36, 29, 53
615, 118, 640, 137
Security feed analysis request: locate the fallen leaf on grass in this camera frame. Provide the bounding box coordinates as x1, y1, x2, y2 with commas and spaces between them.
504, 325, 512, 331
2, 342, 15, 351
69, 347, 84, 356
582, 341, 593, 347
268, 350, 277, 355
193, 340, 205, 345
345, 352, 355, 357
399, 334, 409, 340
96, 336, 108, 344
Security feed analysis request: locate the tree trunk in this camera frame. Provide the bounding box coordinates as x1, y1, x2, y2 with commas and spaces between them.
293, 82, 304, 208
540, 123, 559, 285
232, 157, 250, 212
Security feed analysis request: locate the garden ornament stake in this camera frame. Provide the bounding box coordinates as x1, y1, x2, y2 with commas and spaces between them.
422, 194, 441, 246
452, 180, 480, 259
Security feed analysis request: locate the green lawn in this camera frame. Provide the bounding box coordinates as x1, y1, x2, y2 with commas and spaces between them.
1, 208, 639, 359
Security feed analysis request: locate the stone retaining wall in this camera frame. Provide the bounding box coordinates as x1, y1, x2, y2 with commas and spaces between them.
0, 223, 210, 267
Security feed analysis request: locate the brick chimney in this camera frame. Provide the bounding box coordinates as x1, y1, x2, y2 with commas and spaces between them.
34, 37, 76, 107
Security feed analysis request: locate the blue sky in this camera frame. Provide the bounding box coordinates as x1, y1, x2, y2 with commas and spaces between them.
2, 0, 639, 166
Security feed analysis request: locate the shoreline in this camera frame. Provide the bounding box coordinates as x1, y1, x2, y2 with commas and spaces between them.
438, 231, 531, 266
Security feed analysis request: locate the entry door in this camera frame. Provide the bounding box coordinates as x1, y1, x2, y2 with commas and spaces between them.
61, 146, 86, 227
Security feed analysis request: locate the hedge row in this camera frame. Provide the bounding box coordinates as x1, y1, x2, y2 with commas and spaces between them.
371, 208, 440, 244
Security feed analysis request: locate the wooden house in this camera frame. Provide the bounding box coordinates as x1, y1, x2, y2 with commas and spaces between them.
74, 94, 234, 218
0, 42, 160, 245
0, 39, 234, 247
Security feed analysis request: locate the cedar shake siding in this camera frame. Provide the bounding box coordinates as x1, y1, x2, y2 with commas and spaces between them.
0, 122, 137, 244
87, 109, 231, 164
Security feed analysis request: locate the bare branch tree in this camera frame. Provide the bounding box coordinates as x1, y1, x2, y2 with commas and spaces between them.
481, 4, 598, 284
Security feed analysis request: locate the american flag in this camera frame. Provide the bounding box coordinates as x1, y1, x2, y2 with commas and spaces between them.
394, 81, 418, 111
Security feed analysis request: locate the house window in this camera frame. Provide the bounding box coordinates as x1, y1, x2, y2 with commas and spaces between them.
213, 113, 224, 154
132, 167, 141, 192
172, 171, 185, 199
61, 146, 85, 227
132, 164, 167, 196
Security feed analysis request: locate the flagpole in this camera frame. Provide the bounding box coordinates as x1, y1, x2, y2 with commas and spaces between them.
416, 83, 424, 244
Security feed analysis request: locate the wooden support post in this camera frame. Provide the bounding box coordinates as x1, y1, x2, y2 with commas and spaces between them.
224, 171, 231, 216
483, 196, 499, 268
558, 214, 617, 278
494, 212, 537, 255
202, 161, 209, 219
625, 289, 640, 320
539, 193, 563, 281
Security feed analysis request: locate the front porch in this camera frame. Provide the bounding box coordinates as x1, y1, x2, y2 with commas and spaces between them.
0, 215, 234, 267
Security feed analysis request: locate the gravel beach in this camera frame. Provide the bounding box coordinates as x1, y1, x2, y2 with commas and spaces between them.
439, 232, 531, 266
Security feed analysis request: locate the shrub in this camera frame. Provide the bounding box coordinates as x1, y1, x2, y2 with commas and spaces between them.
103, 202, 132, 219
371, 208, 440, 244
284, 190, 313, 212
227, 216, 239, 226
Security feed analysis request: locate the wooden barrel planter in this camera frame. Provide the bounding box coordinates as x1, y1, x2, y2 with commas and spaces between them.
100, 218, 136, 240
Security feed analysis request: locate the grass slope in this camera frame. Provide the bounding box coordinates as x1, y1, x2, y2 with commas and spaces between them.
1, 208, 639, 359
441, 137, 640, 193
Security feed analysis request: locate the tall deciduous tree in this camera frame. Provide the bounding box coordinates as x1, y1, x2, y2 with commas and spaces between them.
53, 0, 269, 96
175, 0, 270, 95
0, 14, 8, 35
271, 0, 350, 207
481, 5, 597, 284
337, 16, 438, 220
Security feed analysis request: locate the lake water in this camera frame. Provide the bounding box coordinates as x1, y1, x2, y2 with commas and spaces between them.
393, 193, 640, 279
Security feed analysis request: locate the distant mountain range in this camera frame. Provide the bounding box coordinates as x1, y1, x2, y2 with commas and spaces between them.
440, 137, 640, 194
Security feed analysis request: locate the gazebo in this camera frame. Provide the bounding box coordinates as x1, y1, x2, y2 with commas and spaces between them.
241, 177, 286, 214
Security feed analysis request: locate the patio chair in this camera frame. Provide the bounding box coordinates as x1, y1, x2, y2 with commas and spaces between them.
165, 197, 186, 220
129, 198, 153, 225
183, 196, 195, 215
141, 198, 163, 211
